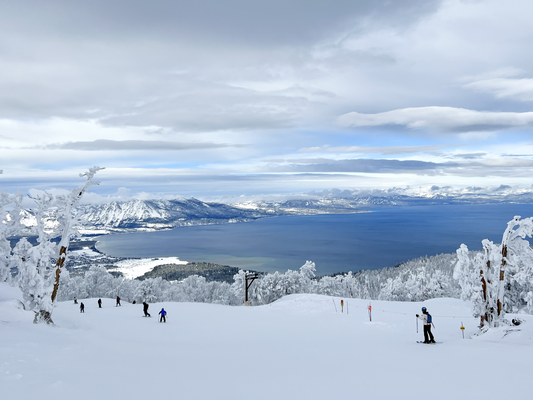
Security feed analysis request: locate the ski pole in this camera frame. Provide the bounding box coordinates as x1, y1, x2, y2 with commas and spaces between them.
332, 298, 338, 313
416, 316, 418, 333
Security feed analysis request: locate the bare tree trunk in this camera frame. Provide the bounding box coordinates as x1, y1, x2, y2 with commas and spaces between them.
480, 267, 488, 328
497, 245, 507, 318
480, 244, 493, 328
51, 246, 67, 304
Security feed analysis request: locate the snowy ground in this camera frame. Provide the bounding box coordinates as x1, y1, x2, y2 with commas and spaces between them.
107, 256, 188, 279
1, 282, 532, 400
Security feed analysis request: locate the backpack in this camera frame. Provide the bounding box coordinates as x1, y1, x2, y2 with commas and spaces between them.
427, 313, 432, 323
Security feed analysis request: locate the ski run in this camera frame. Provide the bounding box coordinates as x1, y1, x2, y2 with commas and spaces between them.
1, 282, 532, 400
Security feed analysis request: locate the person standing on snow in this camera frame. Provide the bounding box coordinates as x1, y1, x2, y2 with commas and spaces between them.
143, 302, 151, 317
416, 307, 435, 343
116, 296, 121, 307
80, 302, 85, 313
98, 298, 102, 308
159, 308, 167, 323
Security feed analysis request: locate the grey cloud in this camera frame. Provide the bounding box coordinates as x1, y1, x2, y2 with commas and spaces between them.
493, 185, 512, 192
256, 157, 533, 177
40, 140, 243, 151
0, 0, 443, 131
299, 144, 458, 155
101, 81, 303, 132
450, 153, 486, 160
0, 1, 442, 47
0, 72, 302, 131
255, 158, 447, 174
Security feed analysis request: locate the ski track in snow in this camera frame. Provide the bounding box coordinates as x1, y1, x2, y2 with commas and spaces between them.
1, 282, 532, 400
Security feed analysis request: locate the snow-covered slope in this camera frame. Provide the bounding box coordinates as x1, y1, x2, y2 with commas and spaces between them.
1, 283, 532, 400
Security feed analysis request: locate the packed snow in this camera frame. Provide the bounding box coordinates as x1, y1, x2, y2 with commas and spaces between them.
1, 282, 532, 400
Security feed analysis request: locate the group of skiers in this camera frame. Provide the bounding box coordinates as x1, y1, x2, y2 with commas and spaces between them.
76, 296, 167, 322
76, 297, 436, 335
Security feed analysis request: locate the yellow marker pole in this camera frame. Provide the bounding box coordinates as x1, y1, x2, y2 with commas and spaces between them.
460, 322, 465, 339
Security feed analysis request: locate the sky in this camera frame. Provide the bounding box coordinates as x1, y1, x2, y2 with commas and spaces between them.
1, 0, 533, 202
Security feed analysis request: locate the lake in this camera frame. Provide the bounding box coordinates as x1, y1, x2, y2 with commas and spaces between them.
95, 204, 533, 276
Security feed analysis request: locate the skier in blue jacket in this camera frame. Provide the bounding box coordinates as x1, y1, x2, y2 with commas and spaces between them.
416, 307, 435, 343
159, 308, 167, 323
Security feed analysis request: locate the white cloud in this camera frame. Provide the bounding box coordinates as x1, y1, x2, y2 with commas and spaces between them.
337, 106, 533, 133
464, 78, 533, 102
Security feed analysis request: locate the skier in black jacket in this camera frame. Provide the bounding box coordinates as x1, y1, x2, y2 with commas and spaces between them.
143, 302, 151, 317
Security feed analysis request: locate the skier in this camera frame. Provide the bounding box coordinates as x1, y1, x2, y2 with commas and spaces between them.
416, 307, 435, 344
98, 298, 102, 308
74, 296, 78, 304
116, 296, 121, 307
143, 302, 151, 317
80, 302, 85, 313
159, 308, 167, 323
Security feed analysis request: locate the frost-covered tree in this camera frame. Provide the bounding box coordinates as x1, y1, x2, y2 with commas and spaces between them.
455, 216, 533, 329
1, 167, 103, 323
0, 174, 23, 284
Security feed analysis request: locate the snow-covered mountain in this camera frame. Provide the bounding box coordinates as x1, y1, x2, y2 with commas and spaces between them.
16, 197, 366, 234
73, 198, 279, 232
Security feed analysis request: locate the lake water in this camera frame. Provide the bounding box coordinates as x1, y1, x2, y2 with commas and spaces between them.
95, 204, 533, 276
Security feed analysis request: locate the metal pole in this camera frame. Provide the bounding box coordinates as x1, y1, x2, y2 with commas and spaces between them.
245, 273, 249, 306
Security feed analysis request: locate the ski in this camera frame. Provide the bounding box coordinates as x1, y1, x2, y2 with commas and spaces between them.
416, 341, 441, 344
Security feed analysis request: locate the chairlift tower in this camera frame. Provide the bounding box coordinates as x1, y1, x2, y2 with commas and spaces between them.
245, 272, 259, 306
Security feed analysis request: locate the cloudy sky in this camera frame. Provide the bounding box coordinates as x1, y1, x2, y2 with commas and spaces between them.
1, 0, 533, 201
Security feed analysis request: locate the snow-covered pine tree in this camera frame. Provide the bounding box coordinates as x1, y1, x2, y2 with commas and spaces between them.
1, 167, 103, 323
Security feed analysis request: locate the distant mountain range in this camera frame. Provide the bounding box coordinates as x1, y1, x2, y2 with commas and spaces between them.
69, 197, 364, 233
18, 186, 533, 234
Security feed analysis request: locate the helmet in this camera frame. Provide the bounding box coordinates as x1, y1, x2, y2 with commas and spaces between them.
421, 307, 427, 312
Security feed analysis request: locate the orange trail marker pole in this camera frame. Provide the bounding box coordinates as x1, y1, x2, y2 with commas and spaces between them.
460, 322, 465, 339
368, 303, 372, 322
341, 300, 344, 313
